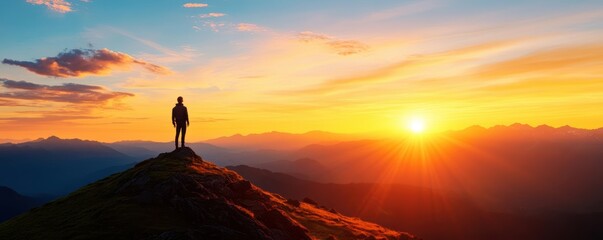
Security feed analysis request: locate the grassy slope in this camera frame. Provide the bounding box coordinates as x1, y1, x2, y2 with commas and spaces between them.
0, 152, 193, 239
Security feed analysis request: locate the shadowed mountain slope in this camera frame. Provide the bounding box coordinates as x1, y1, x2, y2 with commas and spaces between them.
222, 125, 603, 214
0, 147, 415, 240
228, 165, 603, 240
0, 186, 51, 222
0, 136, 136, 195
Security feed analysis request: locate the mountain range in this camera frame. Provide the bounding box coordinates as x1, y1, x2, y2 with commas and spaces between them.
0, 148, 415, 240
0, 136, 137, 195
229, 165, 603, 240
203, 130, 362, 151
2, 124, 603, 239
212, 124, 603, 215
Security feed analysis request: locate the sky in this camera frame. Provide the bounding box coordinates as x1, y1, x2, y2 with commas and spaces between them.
1, 0, 603, 142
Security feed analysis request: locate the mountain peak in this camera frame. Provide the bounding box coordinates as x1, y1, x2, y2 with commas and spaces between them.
30, 135, 62, 142
46, 135, 61, 141
0, 148, 414, 240
160, 146, 198, 160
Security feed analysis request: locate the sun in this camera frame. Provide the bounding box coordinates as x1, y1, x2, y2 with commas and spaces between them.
408, 117, 426, 133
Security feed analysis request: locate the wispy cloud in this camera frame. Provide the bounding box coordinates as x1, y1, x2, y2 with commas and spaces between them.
236, 23, 265, 32
26, 0, 72, 13
279, 40, 521, 96
0, 78, 134, 104
475, 43, 603, 79
0, 107, 101, 127
297, 31, 368, 56
104, 27, 200, 63
297, 31, 331, 42
183, 3, 207, 8
3, 48, 171, 77
0, 98, 22, 107
0, 113, 99, 123
197, 22, 265, 32
199, 12, 225, 18
203, 21, 226, 32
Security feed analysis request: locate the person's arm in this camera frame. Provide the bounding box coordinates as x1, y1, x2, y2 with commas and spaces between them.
185, 107, 189, 126
171, 108, 176, 127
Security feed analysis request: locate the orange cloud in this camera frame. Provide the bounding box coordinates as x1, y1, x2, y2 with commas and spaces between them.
0, 78, 137, 133
0, 79, 133, 104
183, 3, 207, 8
279, 40, 520, 96
26, 0, 72, 13
475, 44, 603, 78
3, 48, 171, 77
200, 13, 226, 18
203, 21, 227, 32
237, 23, 264, 32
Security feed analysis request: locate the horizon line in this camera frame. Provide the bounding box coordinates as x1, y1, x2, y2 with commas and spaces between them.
2, 122, 602, 144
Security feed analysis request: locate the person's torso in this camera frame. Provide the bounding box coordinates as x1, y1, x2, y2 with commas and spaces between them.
173, 104, 187, 122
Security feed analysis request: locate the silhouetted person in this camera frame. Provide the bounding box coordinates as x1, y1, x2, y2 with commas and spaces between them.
172, 96, 189, 149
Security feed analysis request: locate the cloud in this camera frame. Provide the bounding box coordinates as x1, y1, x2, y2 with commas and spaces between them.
199, 13, 226, 18
0, 78, 134, 104
183, 3, 207, 8
203, 21, 226, 32
0, 114, 99, 124
2, 48, 171, 77
279, 40, 520, 96
236, 23, 264, 32
0, 107, 101, 126
104, 27, 200, 64
297, 31, 368, 55
475, 44, 603, 78
297, 31, 332, 42
196, 22, 265, 32
327, 40, 370, 56
26, 0, 72, 13
0, 98, 20, 106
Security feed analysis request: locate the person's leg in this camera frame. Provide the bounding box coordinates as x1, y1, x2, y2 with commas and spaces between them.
181, 125, 187, 147
175, 125, 181, 149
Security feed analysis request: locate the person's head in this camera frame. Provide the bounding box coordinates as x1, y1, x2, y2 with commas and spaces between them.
177, 96, 183, 103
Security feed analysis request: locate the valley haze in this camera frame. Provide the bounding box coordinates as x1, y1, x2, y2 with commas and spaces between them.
1, 124, 603, 239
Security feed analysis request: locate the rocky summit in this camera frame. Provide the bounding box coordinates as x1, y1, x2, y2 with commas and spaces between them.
0, 147, 415, 240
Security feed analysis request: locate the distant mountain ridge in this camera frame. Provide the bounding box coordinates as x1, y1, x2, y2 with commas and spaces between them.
0, 148, 415, 240
0, 136, 242, 197
3, 124, 603, 218
454, 123, 603, 138
2, 124, 603, 238
210, 125, 603, 215
204, 130, 363, 151
0, 136, 136, 195
228, 165, 603, 240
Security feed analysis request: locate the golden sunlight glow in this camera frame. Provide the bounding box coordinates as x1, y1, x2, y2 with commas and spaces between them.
408, 117, 426, 133
4, 2, 603, 143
